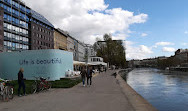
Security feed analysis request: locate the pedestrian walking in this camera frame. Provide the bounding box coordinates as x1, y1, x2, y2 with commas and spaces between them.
113, 72, 117, 78
81, 67, 87, 87
18, 68, 26, 96
98, 67, 100, 74
87, 66, 93, 86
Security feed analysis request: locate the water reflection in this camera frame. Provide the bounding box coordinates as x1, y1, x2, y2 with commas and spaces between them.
125, 68, 188, 111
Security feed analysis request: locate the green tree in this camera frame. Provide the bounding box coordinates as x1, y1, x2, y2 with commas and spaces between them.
94, 34, 126, 68
157, 56, 180, 69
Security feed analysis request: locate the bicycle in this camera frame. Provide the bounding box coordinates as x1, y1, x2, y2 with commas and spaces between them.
39, 77, 51, 90
31, 76, 51, 94
0, 79, 14, 101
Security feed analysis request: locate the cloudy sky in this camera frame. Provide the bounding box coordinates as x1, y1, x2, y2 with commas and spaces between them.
23, 0, 188, 60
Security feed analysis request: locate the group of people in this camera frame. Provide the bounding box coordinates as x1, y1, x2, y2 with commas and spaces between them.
80, 66, 94, 87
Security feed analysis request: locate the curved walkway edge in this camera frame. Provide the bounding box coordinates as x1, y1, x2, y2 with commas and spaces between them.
116, 70, 158, 111
0, 70, 157, 111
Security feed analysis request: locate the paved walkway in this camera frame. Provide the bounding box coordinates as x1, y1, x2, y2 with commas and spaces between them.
0, 70, 134, 111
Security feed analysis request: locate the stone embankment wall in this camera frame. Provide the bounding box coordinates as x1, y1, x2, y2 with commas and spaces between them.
116, 69, 158, 111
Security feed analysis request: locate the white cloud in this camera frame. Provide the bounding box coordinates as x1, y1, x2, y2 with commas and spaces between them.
155, 42, 174, 46
140, 45, 153, 54
162, 47, 176, 52
182, 43, 188, 46
125, 41, 153, 60
112, 33, 129, 40
23, 0, 148, 44
141, 33, 148, 37
184, 31, 188, 34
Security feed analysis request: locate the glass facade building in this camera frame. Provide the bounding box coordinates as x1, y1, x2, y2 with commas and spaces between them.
0, 0, 54, 52
0, 0, 30, 52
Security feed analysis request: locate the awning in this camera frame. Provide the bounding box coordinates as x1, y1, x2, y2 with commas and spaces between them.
87, 62, 107, 66
73, 61, 87, 65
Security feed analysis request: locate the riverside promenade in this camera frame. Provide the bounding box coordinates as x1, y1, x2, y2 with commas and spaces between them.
0, 70, 157, 111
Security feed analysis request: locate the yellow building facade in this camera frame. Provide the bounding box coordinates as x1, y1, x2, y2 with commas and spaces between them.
54, 29, 68, 50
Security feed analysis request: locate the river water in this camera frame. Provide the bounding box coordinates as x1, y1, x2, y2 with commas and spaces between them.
124, 68, 188, 111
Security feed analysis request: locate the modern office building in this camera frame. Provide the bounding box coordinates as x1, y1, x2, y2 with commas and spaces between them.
0, 0, 30, 52
54, 28, 67, 50
30, 10, 54, 50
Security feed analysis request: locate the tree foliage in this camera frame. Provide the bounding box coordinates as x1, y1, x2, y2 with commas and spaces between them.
157, 57, 180, 69
94, 34, 126, 68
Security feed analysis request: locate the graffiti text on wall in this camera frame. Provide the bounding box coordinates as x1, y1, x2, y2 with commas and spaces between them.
19, 58, 62, 65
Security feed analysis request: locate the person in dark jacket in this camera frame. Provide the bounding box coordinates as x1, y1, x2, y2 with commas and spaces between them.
81, 67, 87, 87
87, 66, 93, 86
98, 67, 100, 74
18, 68, 26, 96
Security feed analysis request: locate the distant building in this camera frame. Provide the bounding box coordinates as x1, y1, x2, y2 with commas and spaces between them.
128, 60, 141, 68
175, 49, 188, 63
88, 56, 107, 70
84, 44, 96, 62
73, 39, 78, 61
85, 44, 96, 57
54, 28, 67, 50
140, 58, 157, 67
77, 41, 85, 62
67, 35, 74, 52
30, 10, 54, 50
67, 35, 78, 61
157, 56, 168, 60
88, 56, 104, 63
